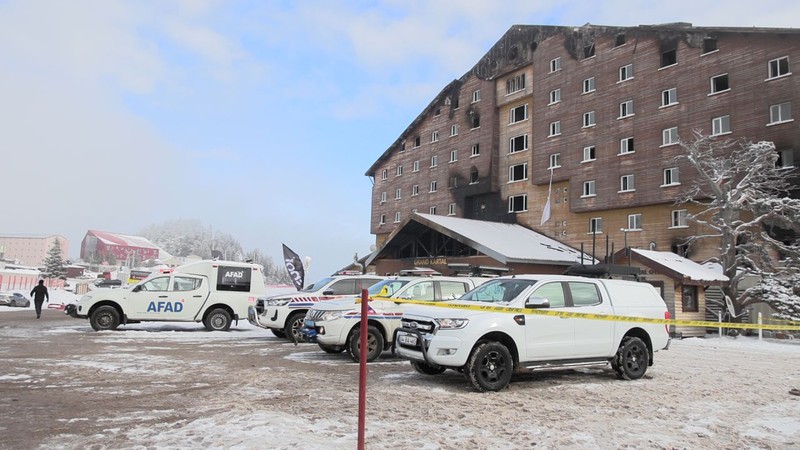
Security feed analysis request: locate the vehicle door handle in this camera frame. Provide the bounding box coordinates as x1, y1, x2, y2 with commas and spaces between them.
158, 295, 168, 298
193, 295, 203, 298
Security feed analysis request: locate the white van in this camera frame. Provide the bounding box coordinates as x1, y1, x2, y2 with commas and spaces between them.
66, 260, 266, 331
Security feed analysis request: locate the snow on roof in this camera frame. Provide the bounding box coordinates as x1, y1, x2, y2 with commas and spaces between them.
631, 249, 729, 284
88, 230, 160, 250
412, 213, 593, 265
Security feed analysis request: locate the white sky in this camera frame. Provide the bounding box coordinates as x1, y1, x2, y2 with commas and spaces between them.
2, 0, 799, 281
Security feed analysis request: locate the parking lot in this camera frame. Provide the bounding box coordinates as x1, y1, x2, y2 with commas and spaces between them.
1, 309, 799, 449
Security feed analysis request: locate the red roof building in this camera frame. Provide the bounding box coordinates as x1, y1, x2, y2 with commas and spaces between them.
80, 230, 166, 263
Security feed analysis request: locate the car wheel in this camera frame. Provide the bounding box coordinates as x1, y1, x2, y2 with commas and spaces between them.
612, 336, 650, 380
203, 308, 232, 331
284, 312, 306, 342
348, 325, 384, 363
24, 301, 30, 308
318, 343, 345, 354
466, 341, 513, 392
9, 300, 15, 307
411, 361, 446, 375
271, 329, 287, 338
90, 306, 120, 331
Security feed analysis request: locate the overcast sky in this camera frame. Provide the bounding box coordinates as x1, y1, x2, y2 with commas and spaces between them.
2, 0, 798, 282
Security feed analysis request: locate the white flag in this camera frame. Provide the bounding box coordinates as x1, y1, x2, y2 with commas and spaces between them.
540, 167, 554, 225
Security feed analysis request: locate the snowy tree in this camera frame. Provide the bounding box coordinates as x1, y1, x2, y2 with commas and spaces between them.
744, 270, 800, 321
676, 131, 800, 317
42, 238, 67, 279
245, 248, 292, 284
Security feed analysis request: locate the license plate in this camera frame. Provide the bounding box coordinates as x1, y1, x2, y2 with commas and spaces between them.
398, 334, 417, 346
304, 319, 315, 327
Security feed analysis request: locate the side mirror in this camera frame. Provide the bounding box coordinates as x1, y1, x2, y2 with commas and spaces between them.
132, 285, 142, 293
322, 290, 334, 296
525, 296, 550, 309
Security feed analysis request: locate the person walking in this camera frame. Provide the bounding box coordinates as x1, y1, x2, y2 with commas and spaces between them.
30, 279, 49, 319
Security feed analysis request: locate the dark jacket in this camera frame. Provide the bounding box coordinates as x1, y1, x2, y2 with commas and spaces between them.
30, 284, 49, 302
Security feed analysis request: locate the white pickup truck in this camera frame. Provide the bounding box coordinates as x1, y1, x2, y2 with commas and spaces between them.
300, 276, 488, 362
394, 274, 671, 391
66, 260, 265, 331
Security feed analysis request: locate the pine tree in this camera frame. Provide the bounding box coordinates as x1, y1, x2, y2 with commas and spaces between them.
43, 238, 67, 279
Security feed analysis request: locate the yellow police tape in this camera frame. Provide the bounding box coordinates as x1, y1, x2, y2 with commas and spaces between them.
385, 298, 800, 331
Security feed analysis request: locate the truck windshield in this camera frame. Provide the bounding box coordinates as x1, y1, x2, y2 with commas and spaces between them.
460, 279, 538, 303
302, 278, 335, 292
368, 279, 411, 297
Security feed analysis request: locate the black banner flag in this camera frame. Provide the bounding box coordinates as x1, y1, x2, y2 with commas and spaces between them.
282, 244, 305, 291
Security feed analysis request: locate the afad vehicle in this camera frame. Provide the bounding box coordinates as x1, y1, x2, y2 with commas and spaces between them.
66, 260, 265, 331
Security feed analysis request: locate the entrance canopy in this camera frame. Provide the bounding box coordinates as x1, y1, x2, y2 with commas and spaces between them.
367, 213, 593, 267
630, 248, 729, 286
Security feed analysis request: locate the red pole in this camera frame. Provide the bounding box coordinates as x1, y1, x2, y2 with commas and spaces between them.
357, 288, 368, 449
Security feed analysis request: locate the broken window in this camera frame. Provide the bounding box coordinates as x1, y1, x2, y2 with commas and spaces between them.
710, 74, 729, 93
661, 49, 677, 67
703, 38, 718, 54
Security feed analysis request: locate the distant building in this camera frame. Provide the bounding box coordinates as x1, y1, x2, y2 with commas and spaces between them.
0, 234, 69, 266
80, 230, 167, 263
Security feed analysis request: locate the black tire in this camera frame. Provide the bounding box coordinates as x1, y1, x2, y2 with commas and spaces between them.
318, 343, 345, 354
9, 300, 15, 307
466, 341, 514, 392
612, 336, 650, 380
204, 308, 232, 331
271, 329, 287, 338
348, 325, 384, 362
90, 306, 120, 331
411, 361, 446, 375
284, 311, 306, 342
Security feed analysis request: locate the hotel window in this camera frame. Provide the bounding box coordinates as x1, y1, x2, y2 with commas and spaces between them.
778, 149, 795, 168
470, 113, 480, 129
508, 163, 528, 182
451, 125, 458, 136
661, 48, 677, 67
508, 194, 528, 213
615, 34, 626, 47
589, 217, 603, 234
506, 73, 526, 94
450, 150, 458, 163
550, 57, 561, 73
662, 88, 678, 107
470, 168, 479, 184
414, 136, 421, 147
413, 160, 420, 172
671, 209, 688, 228
549, 88, 561, 104
582, 145, 596, 162
509, 104, 528, 124
768, 56, 790, 79
582, 111, 596, 128
710, 74, 729, 94
620, 174, 635, 192
396, 165, 403, 176
429, 180, 438, 192
509, 134, 528, 153
582, 77, 596, 94
769, 102, 792, 124
471, 144, 480, 157
429, 206, 437, 215
619, 64, 634, 82
702, 38, 718, 54
448, 203, 456, 216
582, 180, 596, 197
662, 127, 679, 146
394, 212, 401, 223
549, 153, 560, 169
620, 137, 635, 154
583, 43, 595, 58
619, 100, 634, 118
379, 214, 385, 225
472, 89, 481, 103
380, 192, 387, 203
431, 130, 439, 142
395, 188, 402, 200
381, 169, 387, 180
712, 115, 731, 136
663, 167, 680, 186
628, 214, 642, 230
412, 185, 419, 196
549, 121, 561, 137
430, 155, 438, 167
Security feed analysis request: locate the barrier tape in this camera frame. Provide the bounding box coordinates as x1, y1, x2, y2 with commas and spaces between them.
387, 298, 800, 331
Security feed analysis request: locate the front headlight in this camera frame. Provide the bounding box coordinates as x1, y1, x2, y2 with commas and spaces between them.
435, 318, 469, 329
319, 310, 344, 322
266, 297, 291, 306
